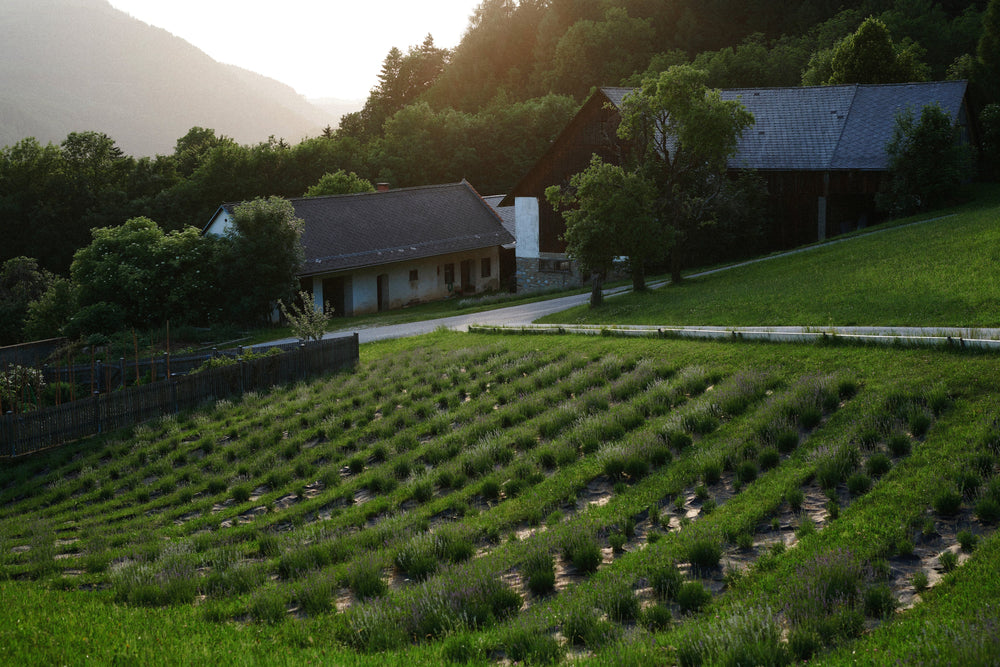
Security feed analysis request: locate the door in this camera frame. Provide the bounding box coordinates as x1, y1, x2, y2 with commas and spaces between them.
322, 277, 347, 317
460, 260, 474, 295
377, 273, 389, 312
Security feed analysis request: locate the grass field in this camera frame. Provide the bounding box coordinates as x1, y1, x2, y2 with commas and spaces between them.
541, 186, 1000, 329
3, 330, 1000, 665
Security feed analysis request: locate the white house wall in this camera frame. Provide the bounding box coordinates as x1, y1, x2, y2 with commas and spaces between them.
204, 210, 234, 237
309, 247, 503, 317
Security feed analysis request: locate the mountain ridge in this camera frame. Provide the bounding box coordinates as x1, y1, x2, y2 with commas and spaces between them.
0, 0, 337, 156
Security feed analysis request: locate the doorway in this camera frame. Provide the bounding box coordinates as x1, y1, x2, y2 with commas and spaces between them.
377, 274, 389, 312
460, 260, 474, 295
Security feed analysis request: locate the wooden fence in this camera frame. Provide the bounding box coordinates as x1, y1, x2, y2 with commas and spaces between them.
1, 335, 359, 457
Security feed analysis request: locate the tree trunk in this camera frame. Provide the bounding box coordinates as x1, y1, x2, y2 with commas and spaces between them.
590, 272, 604, 307
670, 247, 683, 284
631, 261, 647, 292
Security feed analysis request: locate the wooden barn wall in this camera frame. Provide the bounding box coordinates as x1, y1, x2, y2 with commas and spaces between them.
517, 96, 625, 255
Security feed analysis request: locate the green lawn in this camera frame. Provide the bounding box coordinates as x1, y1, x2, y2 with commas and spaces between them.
2, 331, 1000, 665
541, 186, 1000, 328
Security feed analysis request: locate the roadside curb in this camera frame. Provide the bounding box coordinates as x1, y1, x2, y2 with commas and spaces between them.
467, 323, 1000, 352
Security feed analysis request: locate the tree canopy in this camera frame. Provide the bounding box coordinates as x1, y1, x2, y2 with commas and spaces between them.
304, 170, 375, 197
618, 65, 755, 282
827, 17, 930, 84
546, 155, 658, 305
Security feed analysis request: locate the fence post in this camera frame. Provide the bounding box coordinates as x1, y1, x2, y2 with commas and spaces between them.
93, 391, 101, 434
171, 380, 178, 414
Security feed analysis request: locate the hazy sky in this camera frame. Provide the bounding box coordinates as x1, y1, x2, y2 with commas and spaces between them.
106, 0, 482, 101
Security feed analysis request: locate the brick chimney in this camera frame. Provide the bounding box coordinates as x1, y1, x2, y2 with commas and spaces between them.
376, 182, 390, 192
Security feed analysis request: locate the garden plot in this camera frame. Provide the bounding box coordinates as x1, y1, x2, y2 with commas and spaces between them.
2, 334, 1000, 665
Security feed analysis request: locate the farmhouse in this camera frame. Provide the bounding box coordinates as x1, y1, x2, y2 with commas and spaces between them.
503, 80, 971, 292
205, 181, 514, 316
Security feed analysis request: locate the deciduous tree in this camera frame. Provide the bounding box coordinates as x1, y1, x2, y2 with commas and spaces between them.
304, 170, 374, 197
221, 197, 304, 325
876, 103, 972, 215
827, 17, 930, 85
546, 155, 659, 306
617, 66, 754, 283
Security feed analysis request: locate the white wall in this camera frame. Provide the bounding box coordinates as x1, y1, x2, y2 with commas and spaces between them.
515, 197, 540, 260
310, 247, 504, 316
203, 210, 233, 236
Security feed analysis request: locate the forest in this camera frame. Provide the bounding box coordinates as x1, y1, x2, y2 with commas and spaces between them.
1, 0, 998, 344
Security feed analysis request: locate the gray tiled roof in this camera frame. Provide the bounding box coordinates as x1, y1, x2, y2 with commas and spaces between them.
483, 195, 517, 247
287, 181, 513, 277
602, 80, 968, 171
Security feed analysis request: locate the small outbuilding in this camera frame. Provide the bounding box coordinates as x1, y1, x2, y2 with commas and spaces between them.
205, 181, 514, 316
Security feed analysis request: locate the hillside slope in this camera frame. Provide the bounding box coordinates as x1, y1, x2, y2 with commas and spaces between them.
542, 189, 1000, 328
0, 0, 331, 156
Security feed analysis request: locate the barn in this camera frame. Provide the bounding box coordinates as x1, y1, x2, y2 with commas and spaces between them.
503, 80, 971, 292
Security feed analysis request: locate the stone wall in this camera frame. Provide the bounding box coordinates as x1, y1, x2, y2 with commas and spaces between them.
516, 255, 583, 293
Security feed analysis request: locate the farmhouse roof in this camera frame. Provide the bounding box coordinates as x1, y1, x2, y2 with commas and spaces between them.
601, 80, 968, 171
212, 181, 514, 277
483, 195, 517, 248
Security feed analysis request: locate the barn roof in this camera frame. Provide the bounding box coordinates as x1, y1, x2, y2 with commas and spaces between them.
601, 80, 968, 171
213, 181, 513, 277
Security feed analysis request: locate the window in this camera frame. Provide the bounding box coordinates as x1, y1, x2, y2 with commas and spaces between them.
409, 269, 418, 282
443, 263, 455, 285
539, 259, 571, 272
480, 258, 491, 278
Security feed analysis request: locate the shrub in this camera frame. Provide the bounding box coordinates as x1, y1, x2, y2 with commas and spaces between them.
758, 447, 780, 471
887, 433, 912, 457
441, 633, 482, 665
866, 453, 892, 478
702, 460, 722, 485
348, 559, 387, 600
649, 558, 683, 600
786, 487, 805, 512
479, 478, 501, 502
847, 472, 872, 496
687, 537, 722, 572
249, 587, 287, 624
776, 428, 800, 454
912, 570, 929, 591
788, 628, 822, 661
735, 460, 758, 485
863, 583, 897, 618
939, 550, 959, 573
296, 574, 334, 616
561, 601, 612, 647
410, 480, 434, 504
231, 484, 252, 503
562, 532, 601, 574
975, 496, 1000, 524
524, 549, 556, 596
502, 626, 563, 664
666, 430, 693, 452
597, 579, 639, 623
609, 531, 626, 553
624, 456, 650, 480
957, 471, 982, 499
676, 581, 711, 613
958, 529, 978, 553
257, 534, 281, 559
642, 604, 672, 631
933, 489, 962, 516
676, 605, 788, 667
